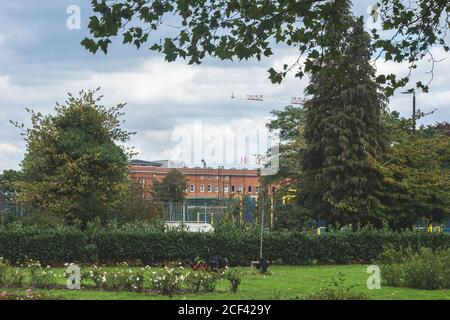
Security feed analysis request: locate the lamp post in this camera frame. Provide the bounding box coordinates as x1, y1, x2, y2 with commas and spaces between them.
260, 204, 264, 260
401, 90, 416, 133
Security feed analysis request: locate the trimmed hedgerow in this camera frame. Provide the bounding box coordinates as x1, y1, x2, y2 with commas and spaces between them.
0, 225, 92, 265
0, 225, 448, 266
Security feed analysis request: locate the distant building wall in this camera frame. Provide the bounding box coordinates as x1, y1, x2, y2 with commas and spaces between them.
130, 165, 261, 199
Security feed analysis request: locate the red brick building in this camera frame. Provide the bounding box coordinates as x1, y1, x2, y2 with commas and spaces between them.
130, 160, 261, 200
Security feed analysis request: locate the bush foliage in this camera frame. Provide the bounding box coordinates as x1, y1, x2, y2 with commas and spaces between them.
307, 272, 370, 300
0, 224, 448, 266
377, 246, 450, 290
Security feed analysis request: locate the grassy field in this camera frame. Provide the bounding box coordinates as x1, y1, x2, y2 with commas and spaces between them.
1, 265, 449, 300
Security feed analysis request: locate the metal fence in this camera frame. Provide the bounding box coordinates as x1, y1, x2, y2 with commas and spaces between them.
0, 197, 259, 226
0, 201, 34, 223
164, 202, 228, 224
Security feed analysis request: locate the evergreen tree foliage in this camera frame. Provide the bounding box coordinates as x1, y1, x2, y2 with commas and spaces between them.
302, 12, 388, 226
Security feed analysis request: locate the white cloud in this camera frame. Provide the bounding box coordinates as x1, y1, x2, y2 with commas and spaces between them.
0, 46, 449, 171
0, 143, 22, 171
0, 143, 21, 155
154, 117, 275, 168
374, 47, 450, 120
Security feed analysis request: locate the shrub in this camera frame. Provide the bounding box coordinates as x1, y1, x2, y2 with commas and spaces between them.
0, 258, 10, 286
307, 273, 369, 300
0, 289, 64, 300
29, 269, 57, 289
148, 266, 186, 296
84, 266, 108, 290
0, 224, 449, 266
222, 268, 242, 293
26, 260, 57, 289
4, 268, 25, 288
93, 228, 450, 266
185, 271, 203, 293
185, 270, 218, 293
84, 266, 144, 292
377, 246, 450, 290
200, 272, 218, 292
0, 224, 90, 265
0, 258, 25, 288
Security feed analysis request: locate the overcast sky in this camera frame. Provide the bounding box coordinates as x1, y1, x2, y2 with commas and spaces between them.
0, 1, 449, 171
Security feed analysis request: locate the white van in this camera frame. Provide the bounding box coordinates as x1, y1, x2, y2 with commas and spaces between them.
165, 222, 215, 233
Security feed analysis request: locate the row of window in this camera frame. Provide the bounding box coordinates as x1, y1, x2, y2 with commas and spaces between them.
199, 175, 229, 180
188, 184, 259, 194
135, 178, 259, 194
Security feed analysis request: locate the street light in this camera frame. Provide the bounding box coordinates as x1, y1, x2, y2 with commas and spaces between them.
401, 90, 416, 133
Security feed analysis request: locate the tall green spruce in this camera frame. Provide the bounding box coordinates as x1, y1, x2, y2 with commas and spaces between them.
302, 6, 388, 226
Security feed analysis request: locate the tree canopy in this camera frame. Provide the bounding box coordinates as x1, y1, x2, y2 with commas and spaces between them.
82, 0, 449, 95
0, 170, 22, 206
378, 115, 450, 229
151, 169, 187, 203
12, 89, 135, 225
266, 105, 305, 184
300, 10, 389, 226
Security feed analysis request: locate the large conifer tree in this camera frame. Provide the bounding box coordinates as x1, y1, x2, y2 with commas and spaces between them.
302, 9, 388, 226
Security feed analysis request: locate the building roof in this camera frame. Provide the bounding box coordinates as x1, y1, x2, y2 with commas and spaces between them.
129, 159, 163, 167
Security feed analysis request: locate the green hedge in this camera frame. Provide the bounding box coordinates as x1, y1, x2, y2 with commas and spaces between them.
0, 228, 91, 264
0, 227, 449, 265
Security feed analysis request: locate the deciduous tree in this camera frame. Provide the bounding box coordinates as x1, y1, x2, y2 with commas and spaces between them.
378, 115, 450, 229
82, 0, 449, 94
13, 89, 135, 225
151, 169, 187, 203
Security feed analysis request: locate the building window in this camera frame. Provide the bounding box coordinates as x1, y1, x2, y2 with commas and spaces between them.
224, 185, 229, 193
231, 185, 235, 192
207, 176, 211, 180
238, 185, 243, 193
214, 185, 219, 192
256, 187, 260, 193
190, 184, 195, 193
207, 185, 212, 192
248, 186, 252, 193
200, 184, 205, 192
224, 176, 229, 180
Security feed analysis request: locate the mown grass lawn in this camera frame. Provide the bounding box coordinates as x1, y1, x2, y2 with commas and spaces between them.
2, 265, 449, 300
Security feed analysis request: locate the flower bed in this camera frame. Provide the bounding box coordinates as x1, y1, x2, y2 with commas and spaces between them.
0, 258, 243, 296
